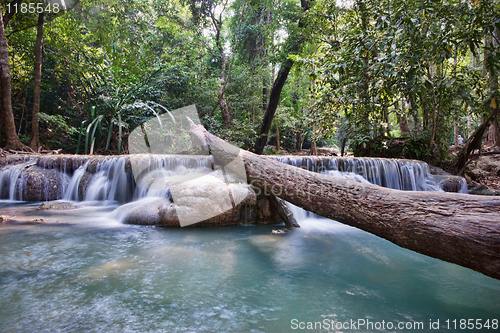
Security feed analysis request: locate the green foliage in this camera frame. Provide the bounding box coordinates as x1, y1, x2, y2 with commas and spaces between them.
3, 0, 498, 158
402, 133, 433, 160
352, 132, 433, 160
262, 145, 281, 155
38, 112, 78, 150
307, 0, 500, 161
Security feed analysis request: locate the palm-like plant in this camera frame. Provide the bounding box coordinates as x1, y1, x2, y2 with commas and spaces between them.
76, 62, 166, 155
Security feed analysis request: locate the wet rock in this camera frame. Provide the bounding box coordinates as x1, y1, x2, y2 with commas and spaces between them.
39, 200, 76, 210
16, 166, 69, 201
168, 175, 257, 226
112, 197, 173, 225
0, 215, 15, 222
35, 155, 92, 172
78, 172, 96, 201
438, 176, 466, 193
429, 166, 452, 176
465, 154, 500, 194
0, 154, 31, 167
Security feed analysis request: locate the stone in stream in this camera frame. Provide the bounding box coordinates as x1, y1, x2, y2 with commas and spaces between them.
39, 200, 76, 210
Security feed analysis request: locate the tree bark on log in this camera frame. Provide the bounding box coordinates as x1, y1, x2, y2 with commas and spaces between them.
188, 120, 500, 280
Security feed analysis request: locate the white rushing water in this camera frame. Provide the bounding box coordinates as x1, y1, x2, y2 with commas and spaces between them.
274, 156, 455, 192
0, 155, 467, 203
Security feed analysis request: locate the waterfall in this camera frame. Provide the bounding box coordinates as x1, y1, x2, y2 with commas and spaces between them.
0, 160, 36, 200
0, 154, 466, 203
62, 162, 89, 201
60, 155, 213, 203
273, 156, 450, 192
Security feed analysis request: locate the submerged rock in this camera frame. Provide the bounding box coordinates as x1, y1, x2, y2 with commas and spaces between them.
437, 176, 467, 193
39, 201, 76, 210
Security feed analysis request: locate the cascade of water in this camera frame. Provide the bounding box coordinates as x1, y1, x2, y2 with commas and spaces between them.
81, 157, 134, 203
458, 178, 469, 194
274, 156, 446, 192
0, 160, 36, 200
62, 162, 89, 201
1, 154, 466, 203
131, 155, 213, 200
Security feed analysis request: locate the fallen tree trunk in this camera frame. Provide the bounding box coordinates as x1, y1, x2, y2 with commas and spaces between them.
188, 119, 500, 280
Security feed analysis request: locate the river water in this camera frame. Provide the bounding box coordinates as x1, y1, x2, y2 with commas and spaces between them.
0, 156, 498, 332
0, 200, 499, 332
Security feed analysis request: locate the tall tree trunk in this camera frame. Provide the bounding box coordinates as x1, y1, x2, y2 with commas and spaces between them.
488, 13, 500, 147
30, 12, 44, 150
420, 92, 429, 129
453, 106, 500, 174
454, 118, 459, 146
356, 0, 371, 132
275, 121, 280, 151
399, 99, 411, 136
409, 95, 420, 132
483, 25, 499, 148
426, 65, 439, 147
253, 0, 311, 154
262, 10, 271, 112
493, 119, 500, 147
213, 14, 231, 129
254, 63, 293, 154
2, 0, 23, 28
340, 136, 347, 156
210, 2, 246, 129
310, 123, 317, 156
0, 8, 30, 151
467, 107, 472, 137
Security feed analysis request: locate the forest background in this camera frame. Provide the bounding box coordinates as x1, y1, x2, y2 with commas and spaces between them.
0, 0, 499, 169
